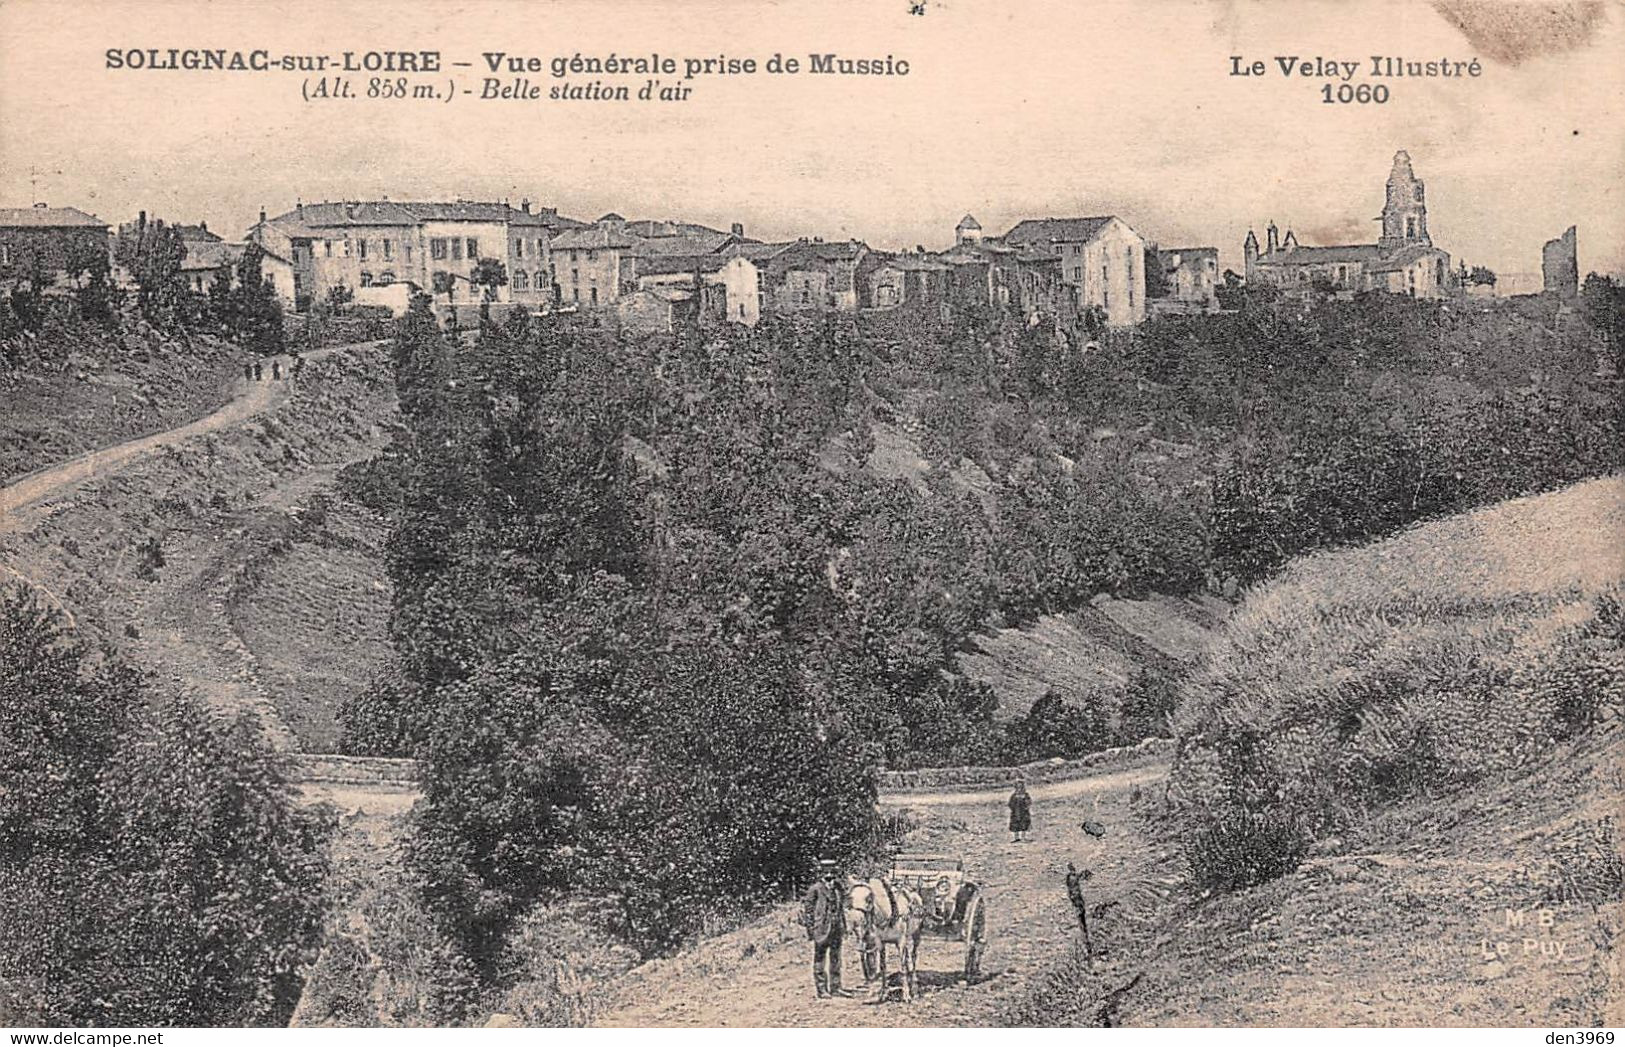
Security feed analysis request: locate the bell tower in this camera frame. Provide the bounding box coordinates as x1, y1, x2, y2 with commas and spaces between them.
1379, 150, 1430, 250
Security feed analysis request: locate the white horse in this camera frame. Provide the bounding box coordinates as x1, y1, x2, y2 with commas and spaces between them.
845, 878, 925, 1002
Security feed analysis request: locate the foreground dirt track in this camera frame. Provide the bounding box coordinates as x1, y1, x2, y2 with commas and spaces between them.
594, 761, 1166, 1027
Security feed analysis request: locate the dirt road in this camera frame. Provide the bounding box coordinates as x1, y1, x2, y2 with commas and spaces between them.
595, 759, 1170, 1027
0, 342, 381, 531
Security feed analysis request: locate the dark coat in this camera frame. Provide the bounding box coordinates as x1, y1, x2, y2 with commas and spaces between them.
1009, 789, 1032, 832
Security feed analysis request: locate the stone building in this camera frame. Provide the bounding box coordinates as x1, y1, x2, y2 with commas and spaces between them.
635, 253, 761, 326
1156, 247, 1219, 310
250, 199, 576, 312
1000, 216, 1148, 326
1244, 150, 1452, 298
1542, 226, 1578, 298
864, 253, 952, 311
0, 204, 110, 284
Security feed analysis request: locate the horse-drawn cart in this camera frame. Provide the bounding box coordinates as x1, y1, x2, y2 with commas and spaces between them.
889, 853, 988, 981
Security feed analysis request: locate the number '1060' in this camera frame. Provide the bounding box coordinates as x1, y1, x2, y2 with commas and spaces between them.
1322, 83, 1390, 103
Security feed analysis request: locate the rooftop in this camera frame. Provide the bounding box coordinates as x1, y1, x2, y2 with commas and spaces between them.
551, 226, 638, 250
1001, 216, 1116, 245
636, 253, 734, 275
0, 205, 107, 229
180, 241, 246, 271
269, 200, 577, 229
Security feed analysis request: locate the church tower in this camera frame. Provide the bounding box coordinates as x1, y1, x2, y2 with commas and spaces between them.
1379, 150, 1430, 250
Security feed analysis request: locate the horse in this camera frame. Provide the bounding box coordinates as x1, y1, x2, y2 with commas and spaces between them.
844, 878, 925, 1002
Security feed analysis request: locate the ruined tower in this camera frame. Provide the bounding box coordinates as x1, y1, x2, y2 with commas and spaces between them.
1379, 149, 1430, 250
1542, 225, 1578, 298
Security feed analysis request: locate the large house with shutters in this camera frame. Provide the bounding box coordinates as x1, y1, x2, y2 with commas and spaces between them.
249, 199, 580, 312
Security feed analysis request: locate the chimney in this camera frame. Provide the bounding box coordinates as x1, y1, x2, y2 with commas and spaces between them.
259, 207, 267, 225
731, 221, 744, 237
199, 220, 207, 233
521, 198, 532, 214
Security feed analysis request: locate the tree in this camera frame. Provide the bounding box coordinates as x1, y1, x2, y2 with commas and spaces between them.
130, 219, 189, 329
326, 283, 355, 315
0, 586, 330, 1025
1468, 265, 1497, 287
1144, 243, 1171, 300
471, 258, 508, 304
228, 243, 285, 354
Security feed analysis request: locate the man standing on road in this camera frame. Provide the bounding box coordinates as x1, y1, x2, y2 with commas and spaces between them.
802, 859, 848, 998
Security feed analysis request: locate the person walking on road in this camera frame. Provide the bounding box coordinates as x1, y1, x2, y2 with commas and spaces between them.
271, 359, 282, 381
1009, 781, 1032, 842
253, 361, 263, 382
801, 859, 849, 998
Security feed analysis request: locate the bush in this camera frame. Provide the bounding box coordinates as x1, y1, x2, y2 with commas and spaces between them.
0, 585, 331, 1026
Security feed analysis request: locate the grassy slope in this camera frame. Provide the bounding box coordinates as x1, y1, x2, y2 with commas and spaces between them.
1030, 475, 1625, 1026
230, 492, 394, 752
0, 328, 241, 483
961, 595, 1226, 720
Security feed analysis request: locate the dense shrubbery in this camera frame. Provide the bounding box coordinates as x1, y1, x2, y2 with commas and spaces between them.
346, 283, 1623, 978
0, 586, 330, 1025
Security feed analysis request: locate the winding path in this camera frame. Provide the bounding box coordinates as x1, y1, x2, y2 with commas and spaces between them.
0, 342, 380, 530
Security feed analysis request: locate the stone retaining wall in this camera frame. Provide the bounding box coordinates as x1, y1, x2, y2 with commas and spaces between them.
878, 736, 1171, 792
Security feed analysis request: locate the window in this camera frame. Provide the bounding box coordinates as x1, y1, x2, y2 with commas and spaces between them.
570, 250, 578, 262
1406, 217, 1416, 238
513, 269, 529, 290
590, 287, 598, 305
571, 268, 579, 283
536, 238, 545, 257
1071, 267, 1081, 280
379, 271, 395, 285
572, 287, 579, 302
431, 238, 447, 260
360, 271, 373, 287
451, 239, 463, 261
466, 238, 479, 259
358, 239, 368, 261
587, 250, 597, 261
324, 240, 333, 258
383, 240, 393, 261
514, 239, 524, 259
342, 240, 352, 258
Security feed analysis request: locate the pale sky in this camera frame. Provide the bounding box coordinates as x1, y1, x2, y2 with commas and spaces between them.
2, 0, 1621, 278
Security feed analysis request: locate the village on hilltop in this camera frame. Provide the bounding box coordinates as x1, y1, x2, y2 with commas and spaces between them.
0, 150, 1584, 337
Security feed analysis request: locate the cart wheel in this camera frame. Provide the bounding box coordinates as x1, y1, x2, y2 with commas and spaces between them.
963, 896, 987, 982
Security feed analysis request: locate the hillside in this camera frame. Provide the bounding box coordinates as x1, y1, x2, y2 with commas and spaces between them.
0, 323, 243, 484
960, 594, 1227, 720
1038, 474, 1625, 1026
